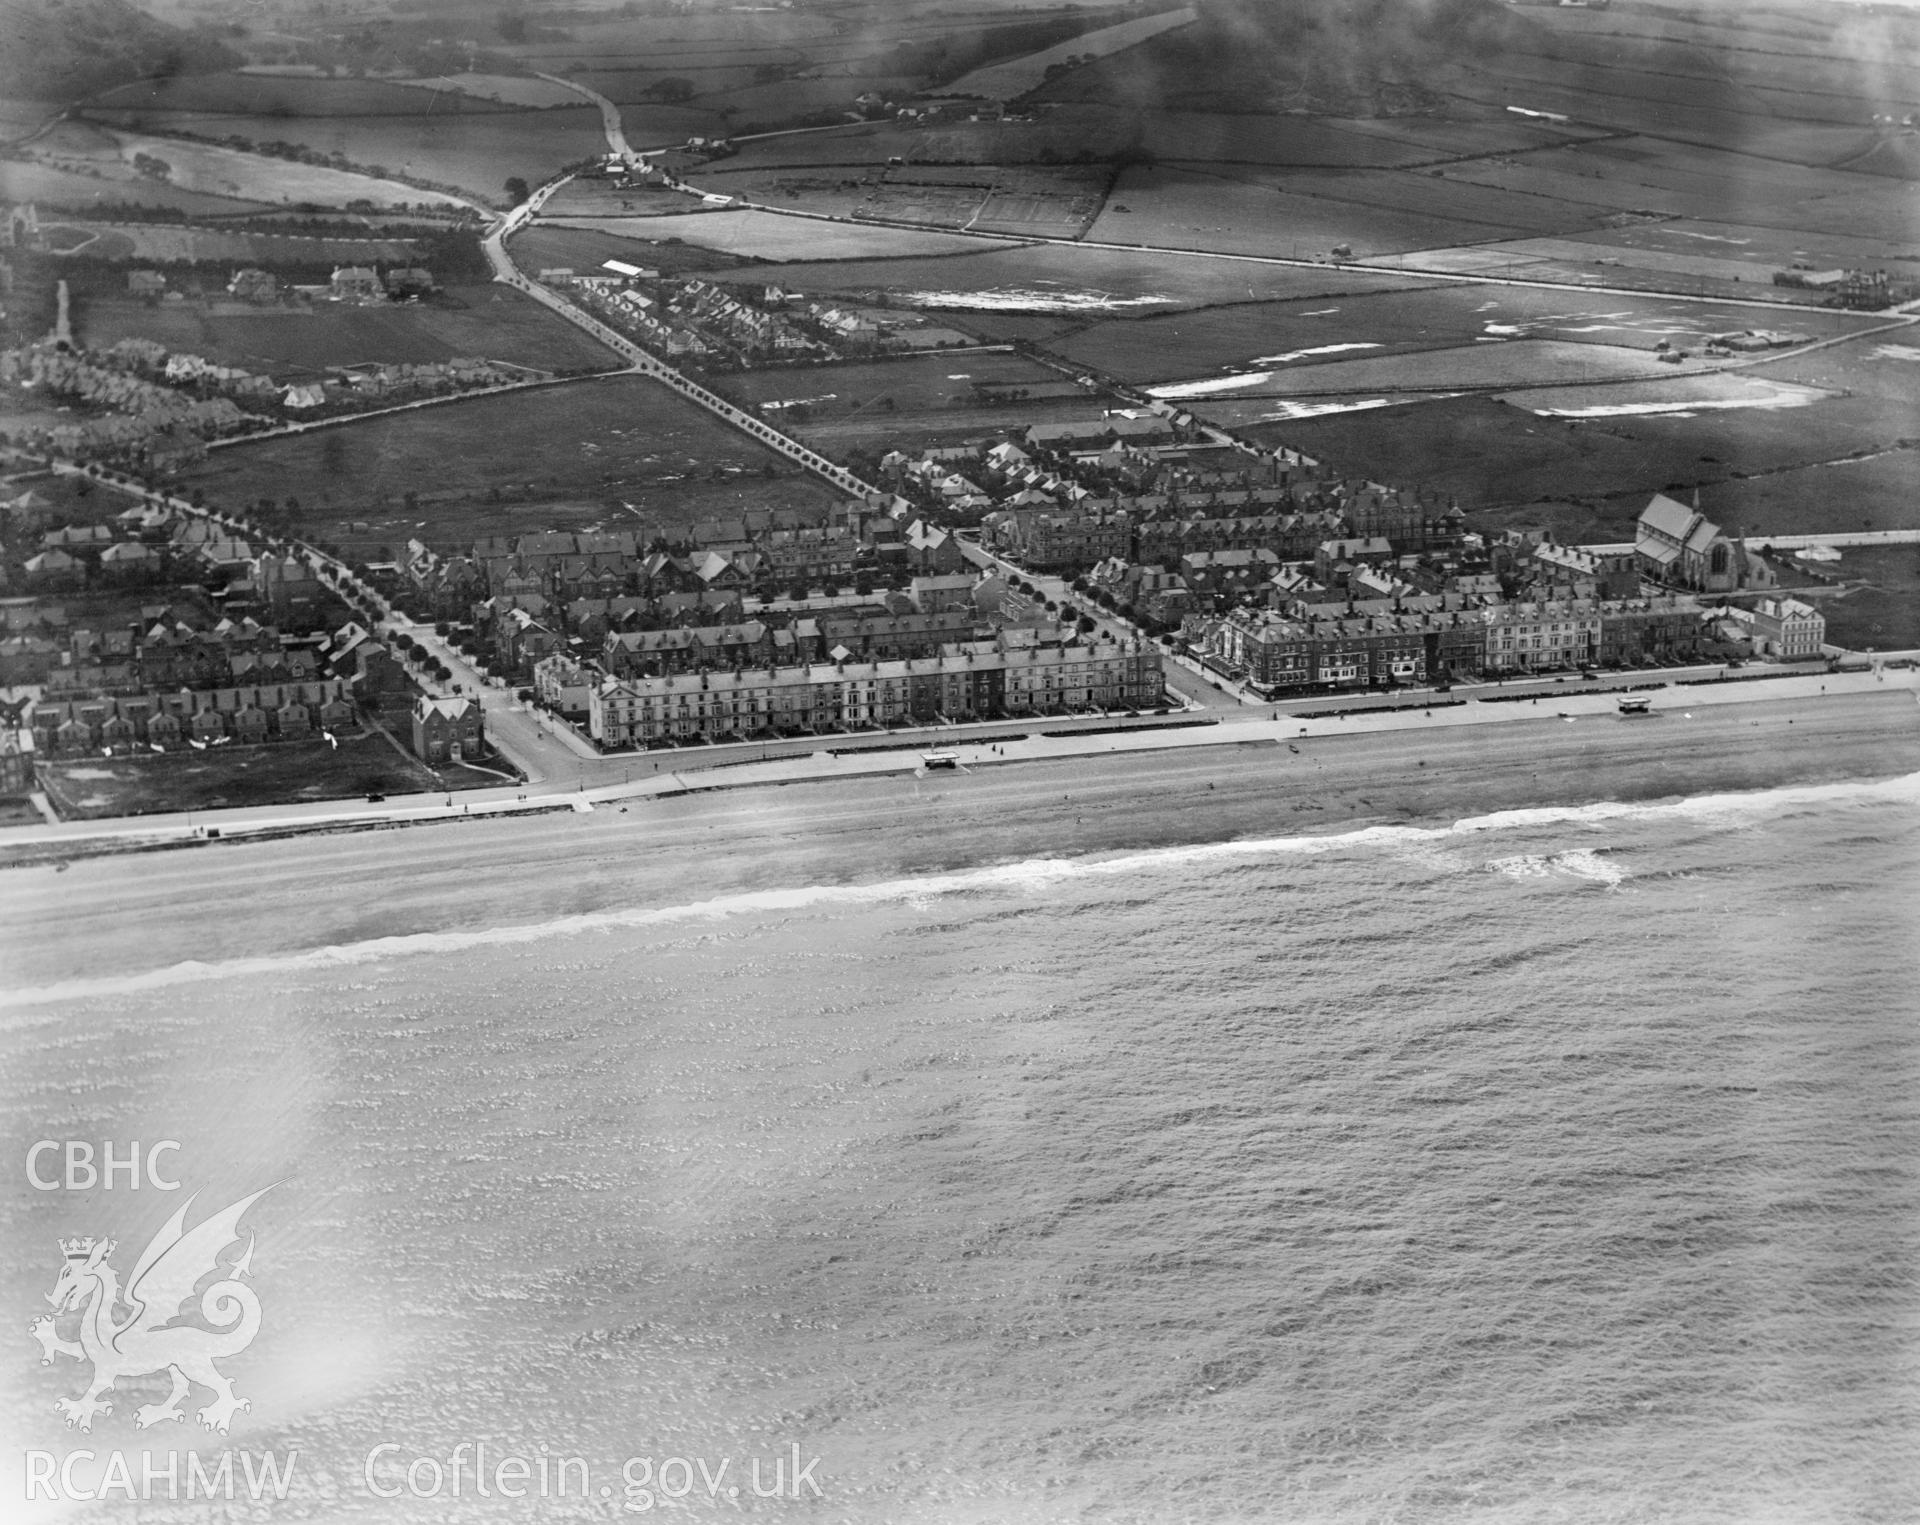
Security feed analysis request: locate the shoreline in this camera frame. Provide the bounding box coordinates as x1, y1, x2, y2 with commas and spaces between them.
2, 684, 1917, 994
3, 667, 1913, 866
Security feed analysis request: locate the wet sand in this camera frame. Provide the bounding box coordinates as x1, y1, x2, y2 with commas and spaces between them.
3, 687, 1916, 993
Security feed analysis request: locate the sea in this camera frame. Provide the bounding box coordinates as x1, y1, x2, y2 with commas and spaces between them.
4, 773, 1918, 1524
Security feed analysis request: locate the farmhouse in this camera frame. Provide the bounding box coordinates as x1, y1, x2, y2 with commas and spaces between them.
330, 266, 384, 302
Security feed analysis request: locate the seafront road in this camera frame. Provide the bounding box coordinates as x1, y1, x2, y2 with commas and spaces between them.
4, 667, 1912, 861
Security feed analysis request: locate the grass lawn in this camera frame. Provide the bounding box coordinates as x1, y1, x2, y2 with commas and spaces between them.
37, 729, 495, 820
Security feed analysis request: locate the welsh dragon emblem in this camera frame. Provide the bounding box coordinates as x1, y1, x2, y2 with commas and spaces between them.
29, 1188, 270, 1435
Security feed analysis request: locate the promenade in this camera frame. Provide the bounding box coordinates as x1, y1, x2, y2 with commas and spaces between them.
4, 666, 1910, 863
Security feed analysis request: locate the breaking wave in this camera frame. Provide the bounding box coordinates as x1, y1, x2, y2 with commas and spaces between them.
6, 773, 1915, 1012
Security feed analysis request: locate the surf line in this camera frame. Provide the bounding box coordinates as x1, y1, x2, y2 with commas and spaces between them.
5, 771, 1915, 1013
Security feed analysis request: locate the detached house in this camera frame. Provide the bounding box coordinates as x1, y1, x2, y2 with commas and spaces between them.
330, 266, 384, 302
1747, 596, 1825, 659
412, 695, 483, 764
227, 268, 279, 303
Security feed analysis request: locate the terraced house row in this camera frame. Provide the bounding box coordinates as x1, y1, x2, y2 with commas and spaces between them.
1205, 594, 1721, 690
30, 678, 358, 753
588, 635, 1163, 748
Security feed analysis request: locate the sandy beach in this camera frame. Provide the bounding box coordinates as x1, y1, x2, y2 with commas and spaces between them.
4, 685, 1916, 994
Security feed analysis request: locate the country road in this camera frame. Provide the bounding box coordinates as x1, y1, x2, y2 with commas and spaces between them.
481, 177, 882, 500
539, 72, 631, 159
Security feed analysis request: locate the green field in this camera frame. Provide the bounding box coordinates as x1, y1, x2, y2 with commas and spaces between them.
505, 223, 760, 278
541, 209, 993, 262
178, 373, 842, 552
74, 284, 621, 377
1058, 285, 1878, 386
85, 97, 606, 207
41, 221, 422, 265
1242, 384, 1920, 542
693, 242, 1421, 313
96, 129, 470, 209
89, 73, 531, 119
689, 161, 1109, 239
0, 158, 274, 215
1753, 335, 1920, 408
714, 351, 1076, 420
1084, 162, 1607, 262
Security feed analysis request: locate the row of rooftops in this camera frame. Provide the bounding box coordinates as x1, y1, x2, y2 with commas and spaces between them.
1221, 591, 1709, 640
594, 635, 1153, 695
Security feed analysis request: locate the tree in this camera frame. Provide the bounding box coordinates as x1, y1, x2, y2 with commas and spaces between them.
504, 176, 530, 203
648, 77, 696, 103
